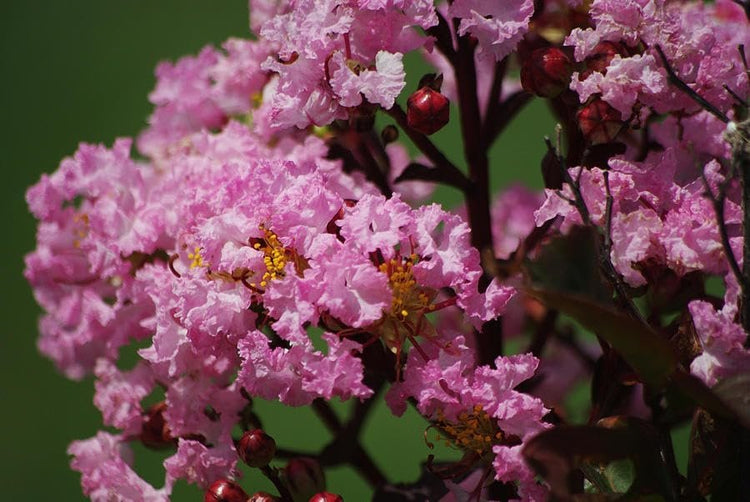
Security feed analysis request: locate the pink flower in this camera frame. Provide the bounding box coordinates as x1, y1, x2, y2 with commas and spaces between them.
93, 360, 155, 436
259, 0, 435, 128
68, 432, 170, 501
387, 335, 549, 500
490, 185, 545, 260
448, 0, 535, 62
689, 274, 750, 387
164, 439, 239, 490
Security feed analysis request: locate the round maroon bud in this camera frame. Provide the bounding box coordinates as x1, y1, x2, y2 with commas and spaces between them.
140, 402, 175, 450
282, 457, 326, 502
576, 98, 623, 145
248, 491, 280, 502
584, 41, 628, 76
309, 492, 343, 502
406, 86, 450, 135
381, 124, 399, 144
520, 47, 573, 98
237, 429, 277, 467
204, 479, 248, 502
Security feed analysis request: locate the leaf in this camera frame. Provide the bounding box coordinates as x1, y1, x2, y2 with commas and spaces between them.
523, 426, 627, 498
525, 226, 610, 301
688, 407, 750, 501
524, 419, 679, 500
604, 458, 636, 493
668, 371, 742, 426
393, 163, 447, 184
526, 288, 678, 386
712, 372, 750, 428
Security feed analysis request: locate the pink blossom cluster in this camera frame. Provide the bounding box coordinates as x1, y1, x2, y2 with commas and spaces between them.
27, 116, 532, 495
537, 0, 750, 388
24, 0, 750, 500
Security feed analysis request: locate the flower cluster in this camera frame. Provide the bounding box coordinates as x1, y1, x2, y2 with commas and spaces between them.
25, 0, 750, 500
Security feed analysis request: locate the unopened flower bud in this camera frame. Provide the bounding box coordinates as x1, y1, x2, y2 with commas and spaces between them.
584, 41, 628, 75
248, 491, 280, 502
309, 492, 343, 502
140, 402, 175, 450
520, 47, 573, 98
407, 86, 450, 135
204, 479, 248, 502
238, 429, 277, 467
576, 98, 623, 145
283, 457, 326, 502
381, 124, 399, 144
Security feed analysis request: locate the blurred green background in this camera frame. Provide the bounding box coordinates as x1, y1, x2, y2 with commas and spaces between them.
1, 1, 557, 500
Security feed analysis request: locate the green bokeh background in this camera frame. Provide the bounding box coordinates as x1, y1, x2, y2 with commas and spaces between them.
1, 2, 559, 500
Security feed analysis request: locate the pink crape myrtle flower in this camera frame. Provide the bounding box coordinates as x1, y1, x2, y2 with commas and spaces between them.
566, 0, 750, 118
138, 39, 274, 157
536, 150, 741, 286
259, 0, 436, 129
689, 273, 750, 387
448, 0, 535, 62
68, 432, 171, 501
387, 334, 549, 501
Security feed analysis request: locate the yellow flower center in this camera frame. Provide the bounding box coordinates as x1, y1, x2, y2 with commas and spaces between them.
379, 254, 432, 320
188, 246, 206, 269
434, 405, 503, 460
72, 213, 89, 248
372, 254, 438, 353
250, 225, 289, 289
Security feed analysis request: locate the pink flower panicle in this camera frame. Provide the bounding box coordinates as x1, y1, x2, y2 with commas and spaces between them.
26, 0, 750, 499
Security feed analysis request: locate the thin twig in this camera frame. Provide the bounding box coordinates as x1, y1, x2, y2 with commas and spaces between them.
654, 44, 729, 123
426, 10, 457, 65
384, 104, 470, 190
700, 168, 747, 291
260, 465, 295, 501
483, 59, 508, 130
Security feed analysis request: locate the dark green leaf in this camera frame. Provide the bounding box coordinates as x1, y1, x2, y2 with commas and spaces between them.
712, 373, 750, 428
525, 288, 678, 386
523, 421, 671, 500
525, 227, 610, 300
604, 458, 635, 493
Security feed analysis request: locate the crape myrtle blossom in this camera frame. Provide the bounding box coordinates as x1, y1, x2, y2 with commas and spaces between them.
448, 0, 535, 62
29, 106, 515, 494
138, 38, 275, 158
689, 272, 750, 387
259, 0, 437, 129
535, 149, 742, 286
549, 0, 750, 390
28, 0, 750, 499
387, 334, 549, 501
566, 0, 750, 119
68, 432, 170, 501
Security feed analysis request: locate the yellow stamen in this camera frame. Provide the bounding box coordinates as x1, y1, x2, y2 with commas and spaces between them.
188, 246, 206, 269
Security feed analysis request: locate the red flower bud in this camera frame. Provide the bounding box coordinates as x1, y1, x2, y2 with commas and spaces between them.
520, 47, 573, 98
248, 491, 280, 502
204, 479, 248, 502
237, 429, 277, 467
283, 457, 326, 502
140, 402, 175, 450
584, 41, 628, 76
576, 98, 623, 145
406, 86, 450, 135
309, 492, 343, 502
